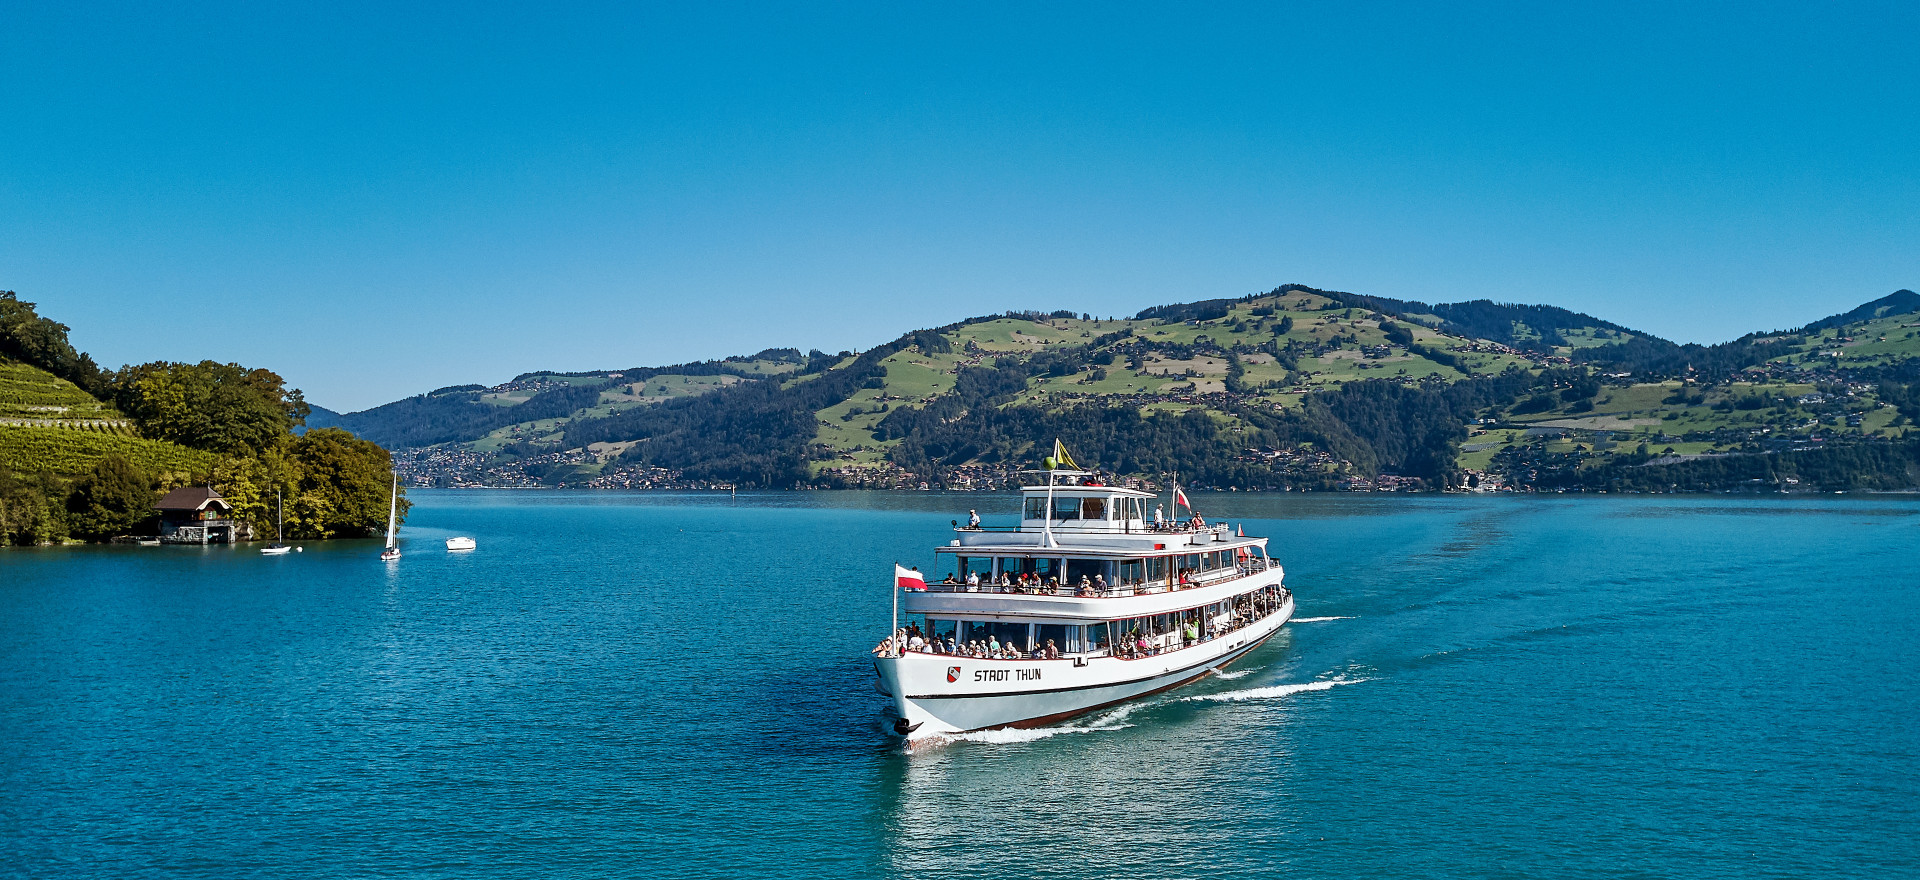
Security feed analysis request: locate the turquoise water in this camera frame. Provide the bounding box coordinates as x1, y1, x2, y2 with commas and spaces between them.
2, 491, 1916, 879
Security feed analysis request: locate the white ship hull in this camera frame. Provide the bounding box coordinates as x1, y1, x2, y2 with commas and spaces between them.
876, 594, 1293, 737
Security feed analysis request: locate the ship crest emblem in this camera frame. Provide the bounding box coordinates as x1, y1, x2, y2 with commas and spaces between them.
947, 667, 960, 683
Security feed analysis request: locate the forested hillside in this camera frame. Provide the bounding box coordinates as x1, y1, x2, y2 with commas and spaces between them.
351, 284, 1920, 494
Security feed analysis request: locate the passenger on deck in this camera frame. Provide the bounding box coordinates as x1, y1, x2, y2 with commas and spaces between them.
941, 574, 958, 585
1044, 639, 1060, 659
966, 571, 980, 589
988, 636, 1002, 656
1153, 504, 1165, 528
1093, 574, 1107, 592
967, 509, 980, 528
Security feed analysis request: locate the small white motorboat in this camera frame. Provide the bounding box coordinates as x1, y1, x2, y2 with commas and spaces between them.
445, 536, 476, 552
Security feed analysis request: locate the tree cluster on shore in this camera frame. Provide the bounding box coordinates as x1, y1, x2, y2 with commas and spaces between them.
0, 292, 404, 545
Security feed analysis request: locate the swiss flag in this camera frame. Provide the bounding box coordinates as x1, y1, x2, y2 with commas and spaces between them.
896, 565, 927, 591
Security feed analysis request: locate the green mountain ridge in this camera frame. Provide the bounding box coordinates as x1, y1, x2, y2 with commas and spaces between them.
350, 285, 1920, 493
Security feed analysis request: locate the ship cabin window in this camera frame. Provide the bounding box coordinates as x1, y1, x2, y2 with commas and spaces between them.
957, 621, 1033, 652
1064, 557, 1105, 585
1118, 558, 1145, 584
1034, 623, 1079, 654
1146, 555, 1169, 581
928, 618, 959, 644
1080, 497, 1106, 520
957, 557, 994, 579
1052, 496, 1081, 520
1085, 622, 1110, 652
1000, 557, 1062, 581
1024, 497, 1047, 520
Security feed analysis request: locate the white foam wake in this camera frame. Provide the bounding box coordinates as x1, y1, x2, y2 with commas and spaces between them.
1290, 616, 1354, 623
1210, 667, 1258, 680
1181, 677, 1367, 703
918, 701, 1149, 747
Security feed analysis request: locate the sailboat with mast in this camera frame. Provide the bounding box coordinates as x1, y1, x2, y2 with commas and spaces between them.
260, 487, 292, 555
379, 473, 401, 561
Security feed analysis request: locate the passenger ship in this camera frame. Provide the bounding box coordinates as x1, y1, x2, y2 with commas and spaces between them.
874, 468, 1294, 738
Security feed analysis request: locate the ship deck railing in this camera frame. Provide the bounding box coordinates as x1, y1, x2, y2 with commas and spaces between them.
917, 561, 1279, 597
893, 588, 1293, 662
956, 523, 1236, 537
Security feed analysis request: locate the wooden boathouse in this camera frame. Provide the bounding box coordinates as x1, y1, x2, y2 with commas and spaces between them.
155, 486, 246, 544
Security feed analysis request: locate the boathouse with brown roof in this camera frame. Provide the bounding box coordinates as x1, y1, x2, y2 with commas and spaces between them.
155, 486, 245, 544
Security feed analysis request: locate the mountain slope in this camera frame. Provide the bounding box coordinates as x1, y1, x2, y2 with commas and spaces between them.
355, 286, 1920, 492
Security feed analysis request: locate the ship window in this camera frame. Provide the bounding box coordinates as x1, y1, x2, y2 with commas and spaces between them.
1080, 497, 1106, 520
1065, 558, 1103, 584
980, 622, 1032, 653
1052, 496, 1080, 520
1118, 558, 1144, 584
1085, 622, 1110, 652
1024, 497, 1047, 520
928, 619, 958, 644
1035, 624, 1071, 655
959, 557, 994, 579
1146, 556, 1168, 581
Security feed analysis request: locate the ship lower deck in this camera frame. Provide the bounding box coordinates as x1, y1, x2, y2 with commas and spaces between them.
875, 594, 1293, 737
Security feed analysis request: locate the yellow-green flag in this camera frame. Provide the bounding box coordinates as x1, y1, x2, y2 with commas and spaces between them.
1052, 439, 1080, 471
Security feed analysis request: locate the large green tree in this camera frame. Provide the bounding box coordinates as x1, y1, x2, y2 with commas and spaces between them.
66, 454, 155, 539
111, 361, 311, 456
286, 428, 406, 538
0, 468, 69, 545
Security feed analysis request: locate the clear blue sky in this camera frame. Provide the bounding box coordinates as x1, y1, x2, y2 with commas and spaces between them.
4, 3, 1915, 411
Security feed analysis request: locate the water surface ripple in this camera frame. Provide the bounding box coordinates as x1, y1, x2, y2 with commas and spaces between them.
2, 492, 1915, 878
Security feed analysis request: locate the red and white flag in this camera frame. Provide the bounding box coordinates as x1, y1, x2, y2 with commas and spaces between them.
1173, 485, 1191, 510
895, 565, 927, 591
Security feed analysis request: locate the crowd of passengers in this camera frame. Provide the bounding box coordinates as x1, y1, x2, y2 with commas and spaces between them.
873, 586, 1292, 660
935, 566, 1265, 595
872, 624, 1066, 660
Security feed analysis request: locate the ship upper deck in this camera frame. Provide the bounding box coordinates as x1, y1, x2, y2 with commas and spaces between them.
941, 470, 1263, 554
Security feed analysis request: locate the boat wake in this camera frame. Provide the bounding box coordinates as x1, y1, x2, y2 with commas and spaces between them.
1290, 616, 1354, 623
1181, 676, 1368, 703
1210, 667, 1259, 680
917, 703, 1148, 747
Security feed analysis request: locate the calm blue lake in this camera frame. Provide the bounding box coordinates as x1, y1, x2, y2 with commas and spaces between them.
2, 491, 1916, 879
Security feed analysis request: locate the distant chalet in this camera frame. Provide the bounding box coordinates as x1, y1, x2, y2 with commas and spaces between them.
155, 486, 248, 544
